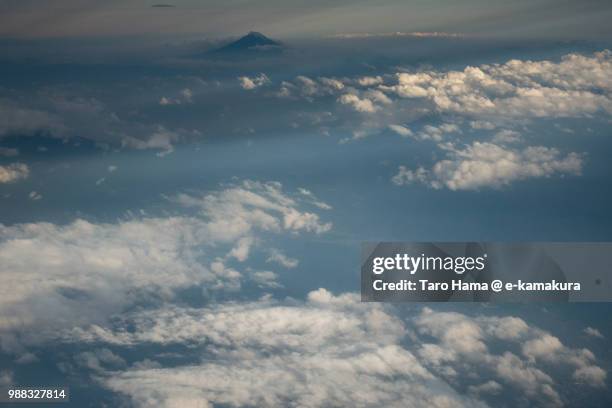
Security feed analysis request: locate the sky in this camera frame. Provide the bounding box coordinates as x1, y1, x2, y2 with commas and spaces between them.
1, 1, 612, 407
0, 0, 611, 39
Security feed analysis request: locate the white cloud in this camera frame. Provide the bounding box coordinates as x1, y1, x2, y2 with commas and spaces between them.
75, 348, 126, 373
295, 76, 319, 96
0, 180, 331, 351
364, 89, 392, 105
416, 123, 461, 142
248, 270, 282, 288
297, 187, 332, 210
388, 124, 413, 137
319, 77, 345, 90
413, 308, 607, 405
0, 163, 29, 183
276, 76, 354, 100
573, 366, 607, 387
381, 51, 612, 118
584, 327, 604, 339
63, 293, 607, 408
393, 142, 582, 190
228, 236, 253, 262
266, 248, 298, 268
338, 93, 379, 113
239, 73, 270, 90
75, 290, 483, 408
357, 76, 383, 86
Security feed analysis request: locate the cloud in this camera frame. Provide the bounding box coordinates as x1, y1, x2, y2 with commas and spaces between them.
0, 163, 29, 183
319, 77, 345, 91
122, 126, 179, 156
470, 121, 497, 130
159, 88, 193, 106
492, 129, 521, 144
381, 51, 612, 118
413, 308, 607, 405
276, 76, 354, 100
248, 270, 282, 289
266, 248, 298, 268
0, 180, 331, 351
584, 327, 604, 339
388, 124, 413, 137
73, 290, 483, 408
28, 191, 42, 200
468, 381, 502, 396
393, 142, 582, 190
338, 93, 379, 113
63, 293, 607, 408
330, 32, 466, 39
357, 76, 384, 86
297, 187, 332, 210
238, 73, 270, 90
75, 348, 126, 373
416, 123, 461, 142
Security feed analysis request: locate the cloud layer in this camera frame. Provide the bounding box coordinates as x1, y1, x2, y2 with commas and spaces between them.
0, 180, 331, 352
59, 291, 608, 408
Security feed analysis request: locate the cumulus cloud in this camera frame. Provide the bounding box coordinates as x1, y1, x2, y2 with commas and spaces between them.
381, 50, 612, 118
238, 73, 270, 90
416, 123, 461, 142
413, 308, 607, 405
73, 290, 483, 408
357, 76, 384, 86
276, 76, 355, 100
319, 77, 345, 90
393, 142, 582, 190
0, 163, 29, 183
62, 293, 607, 408
338, 93, 379, 113
0, 180, 331, 351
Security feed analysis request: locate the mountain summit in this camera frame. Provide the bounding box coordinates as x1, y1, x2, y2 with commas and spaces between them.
212, 32, 282, 54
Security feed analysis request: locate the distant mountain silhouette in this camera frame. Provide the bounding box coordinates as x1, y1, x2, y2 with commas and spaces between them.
211, 32, 283, 55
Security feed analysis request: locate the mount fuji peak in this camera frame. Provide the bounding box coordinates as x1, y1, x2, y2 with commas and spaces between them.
212, 32, 283, 54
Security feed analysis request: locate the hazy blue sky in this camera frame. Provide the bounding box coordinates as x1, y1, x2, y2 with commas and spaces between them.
0, 0, 611, 39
